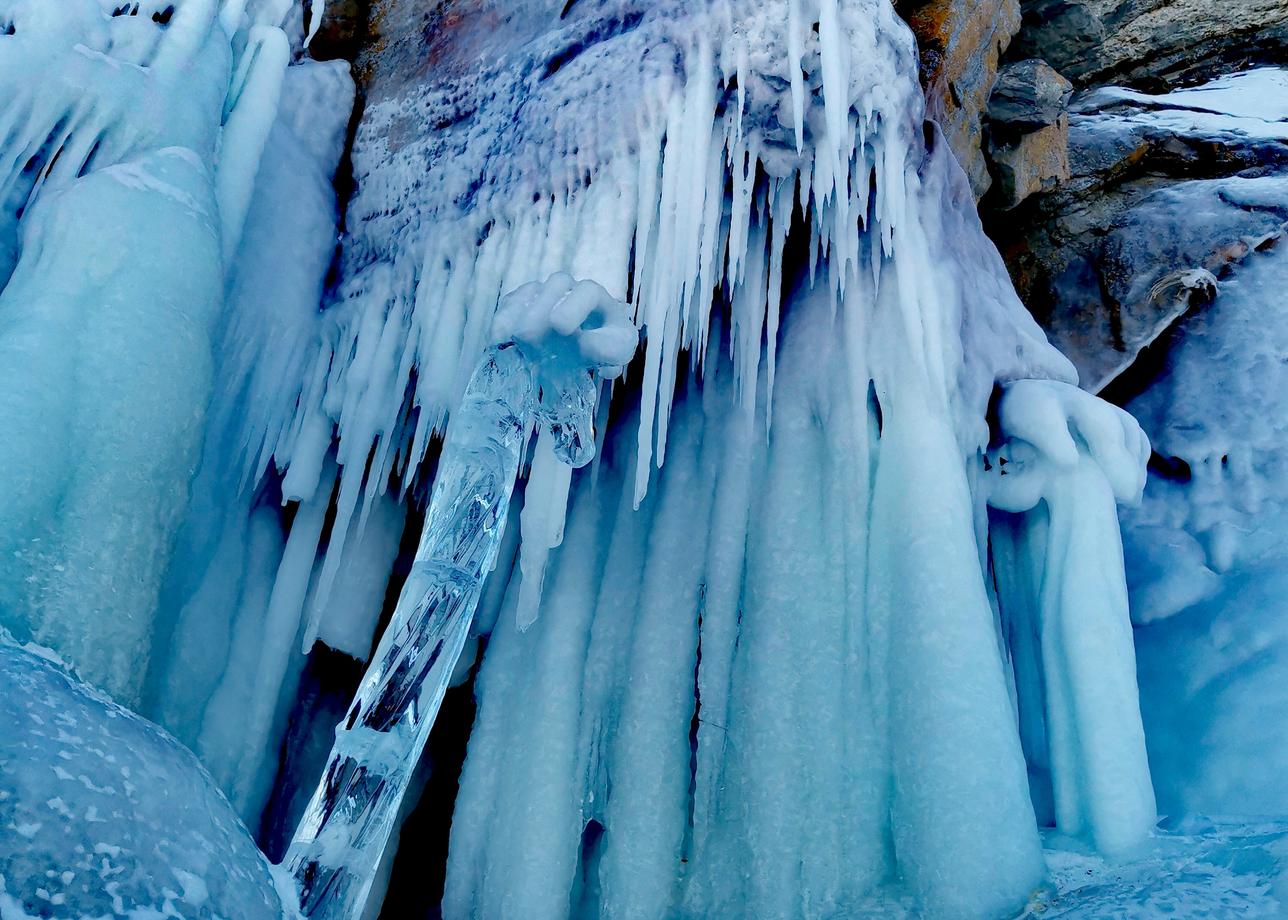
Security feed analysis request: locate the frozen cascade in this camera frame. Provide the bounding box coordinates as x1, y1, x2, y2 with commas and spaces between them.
987, 380, 1155, 857
0, 0, 340, 705
0, 0, 1164, 918
285, 276, 636, 919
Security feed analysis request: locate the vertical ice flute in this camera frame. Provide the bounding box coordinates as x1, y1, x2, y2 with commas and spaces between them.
283, 274, 637, 919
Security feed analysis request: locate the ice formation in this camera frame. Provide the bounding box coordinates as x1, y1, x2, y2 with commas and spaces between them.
285, 276, 636, 918
0, 634, 287, 920
986, 379, 1155, 857
0, 0, 1164, 917
0, 0, 334, 699
1126, 241, 1288, 815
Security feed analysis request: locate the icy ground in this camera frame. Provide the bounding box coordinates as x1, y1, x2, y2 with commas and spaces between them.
1022, 821, 1288, 918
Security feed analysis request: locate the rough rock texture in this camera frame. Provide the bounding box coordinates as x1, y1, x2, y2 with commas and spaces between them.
988, 58, 1072, 128
984, 60, 1073, 208
310, 0, 372, 63
987, 115, 1071, 208
984, 73, 1288, 389
1008, 0, 1288, 88
898, 0, 1021, 196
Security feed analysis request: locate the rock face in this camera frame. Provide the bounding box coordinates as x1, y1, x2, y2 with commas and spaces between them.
0, 642, 285, 920
985, 59, 1073, 208
892, 0, 1288, 388
898, 0, 1022, 196
1009, 0, 1288, 88
988, 58, 1072, 128
984, 70, 1288, 390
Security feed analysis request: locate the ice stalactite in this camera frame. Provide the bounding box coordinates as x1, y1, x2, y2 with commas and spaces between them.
286, 276, 636, 920
287, 2, 1149, 915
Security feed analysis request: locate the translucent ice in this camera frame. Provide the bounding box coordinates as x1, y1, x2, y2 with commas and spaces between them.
283, 276, 636, 919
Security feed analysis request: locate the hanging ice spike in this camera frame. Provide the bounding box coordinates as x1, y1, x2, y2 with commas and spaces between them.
281, 274, 637, 920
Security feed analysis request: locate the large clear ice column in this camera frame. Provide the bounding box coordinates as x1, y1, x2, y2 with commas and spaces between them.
283, 276, 636, 920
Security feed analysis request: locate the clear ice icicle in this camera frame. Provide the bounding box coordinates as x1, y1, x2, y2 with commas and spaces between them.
282, 275, 637, 919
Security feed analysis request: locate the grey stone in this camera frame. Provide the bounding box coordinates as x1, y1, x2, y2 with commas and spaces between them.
1009, 0, 1288, 88
989, 58, 1074, 128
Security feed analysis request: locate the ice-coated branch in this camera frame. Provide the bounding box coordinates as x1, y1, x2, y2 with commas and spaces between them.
282, 275, 636, 919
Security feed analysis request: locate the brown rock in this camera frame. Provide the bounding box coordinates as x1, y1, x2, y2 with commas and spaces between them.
987, 114, 1071, 208
898, 0, 1022, 197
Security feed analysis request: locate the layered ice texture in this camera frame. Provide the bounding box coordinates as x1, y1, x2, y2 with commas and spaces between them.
0, 0, 1179, 918
1126, 242, 1288, 816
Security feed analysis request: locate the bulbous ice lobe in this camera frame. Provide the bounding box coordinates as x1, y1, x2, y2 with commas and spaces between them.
0, 641, 285, 920
493, 273, 638, 467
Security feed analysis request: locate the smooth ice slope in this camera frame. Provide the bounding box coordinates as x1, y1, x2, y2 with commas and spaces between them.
0, 636, 286, 920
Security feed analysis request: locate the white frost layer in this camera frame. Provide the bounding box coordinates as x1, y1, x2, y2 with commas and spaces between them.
1076, 68, 1288, 141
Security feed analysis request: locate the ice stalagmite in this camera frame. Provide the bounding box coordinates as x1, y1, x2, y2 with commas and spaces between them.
285, 276, 637, 919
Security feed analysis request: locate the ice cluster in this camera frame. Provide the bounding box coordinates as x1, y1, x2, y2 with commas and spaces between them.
0, 0, 1168, 918
284, 277, 636, 919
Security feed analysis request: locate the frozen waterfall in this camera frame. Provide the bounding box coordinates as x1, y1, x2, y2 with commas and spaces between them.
0, 1, 1159, 918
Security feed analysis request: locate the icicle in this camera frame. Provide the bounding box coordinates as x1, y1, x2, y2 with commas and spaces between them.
217, 25, 289, 261
303, 0, 325, 48
786, 0, 806, 153
516, 429, 574, 632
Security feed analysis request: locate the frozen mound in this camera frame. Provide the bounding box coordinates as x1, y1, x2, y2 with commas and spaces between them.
0, 640, 286, 920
